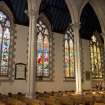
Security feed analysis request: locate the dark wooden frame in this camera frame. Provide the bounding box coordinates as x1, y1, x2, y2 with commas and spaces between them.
15, 63, 26, 80
86, 71, 91, 81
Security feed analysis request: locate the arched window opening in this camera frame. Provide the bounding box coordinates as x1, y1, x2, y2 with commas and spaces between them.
90, 32, 104, 79
0, 11, 11, 77
64, 28, 75, 79
36, 19, 52, 80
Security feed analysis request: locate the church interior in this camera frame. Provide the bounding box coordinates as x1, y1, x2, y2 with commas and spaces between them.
0, 0, 105, 105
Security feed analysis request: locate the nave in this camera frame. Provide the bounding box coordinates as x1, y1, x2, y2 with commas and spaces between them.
0, 0, 105, 105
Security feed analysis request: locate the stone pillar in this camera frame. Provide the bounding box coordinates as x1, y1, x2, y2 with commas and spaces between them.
26, 9, 36, 98
26, 0, 40, 98
72, 23, 82, 94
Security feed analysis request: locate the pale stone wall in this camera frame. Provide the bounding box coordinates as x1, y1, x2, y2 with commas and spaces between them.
0, 24, 28, 94
36, 32, 76, 92
81, 39, 91, 90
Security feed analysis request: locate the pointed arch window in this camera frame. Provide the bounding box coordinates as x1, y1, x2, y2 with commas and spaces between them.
90, 33, 104, 79
0, 11, 12, 77
36, 20, 53, 80
64, 28, 75, 79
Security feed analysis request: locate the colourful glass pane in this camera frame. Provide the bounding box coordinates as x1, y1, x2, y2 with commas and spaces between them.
65, 67, 70, 77
97, 48, 100, 53
0, 11, 10, 76
37, 33, 43, 76
69, 39, 73, 56
65, 40, 70, 77
0, 38, 2, 53
0, 67, 8, 75
93, 45, 96, 52
37, 33, 43, 52
0, 25, 2, 56
5, 20, 10, 27
64, 30, 75, 78
91, 35, 96, 42
90, 35, 104, 79
1, 38, 10, 67
44, 36, 49, 53
44, 29, 49, 35
36, 20, 50, 78
65, 34, 68, 40
69, 39, 74, 77
39, 20, 43, 26
0, 11, 6, 22
43, 36, 49, 76
98, 54, 100, 61
0, 24, 2, 37
4, 28, 10, 39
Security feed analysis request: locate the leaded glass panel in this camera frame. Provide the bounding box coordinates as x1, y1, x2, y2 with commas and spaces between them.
64, 28, 75, 79
65, 40, 70, 77
43, 36, 49, 76
90, 34, 104, 79
36, 19, 52, 80
0, 11, 11, 76
37, 33, 43, 76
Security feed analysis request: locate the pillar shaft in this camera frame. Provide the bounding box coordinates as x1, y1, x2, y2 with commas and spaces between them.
26, 0, 39, 97
72, 23, 82, 94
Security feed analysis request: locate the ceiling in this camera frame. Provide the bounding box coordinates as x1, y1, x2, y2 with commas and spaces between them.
40, 1, 102, 40
80, 3, 102, 40
39, 0, 71, 33
0, 0, 29, 26
0, 0, 102, 40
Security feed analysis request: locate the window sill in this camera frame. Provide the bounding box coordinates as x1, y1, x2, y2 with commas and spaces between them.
36, 79, 54, 82
92, 79, 104, 81
0, 76, 11, 81
64, 78, 75, 82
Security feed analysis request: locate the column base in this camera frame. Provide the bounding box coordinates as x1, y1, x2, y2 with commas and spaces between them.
26, 93, 35, 99
75, 91, 82, 94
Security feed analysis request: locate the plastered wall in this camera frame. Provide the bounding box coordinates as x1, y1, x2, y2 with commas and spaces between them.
81, 39, 91, 90
0, 27, 92, 94
0, 24, 28, 94
36, 32, 76, 92
36, 34, 92, 92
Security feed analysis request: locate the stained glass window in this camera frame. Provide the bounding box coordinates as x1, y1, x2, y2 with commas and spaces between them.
64, 28, 75, 78
0, 11, 11, 76
90, 34, 104, 79
36, 20, 52, 80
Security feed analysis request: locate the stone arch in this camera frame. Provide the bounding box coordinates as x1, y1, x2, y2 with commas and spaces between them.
65, 0, 79, 24
79, 0, 89, 18
0, 1, 15, 79
36, 13, 53, 81
28, 0, 79, 25
38, 13, 52, 33
0, 1, 14, 28
89, 1, 105, 34
79, 1, 105, 88
79, 1, 105, 34
27, 0, 41, 18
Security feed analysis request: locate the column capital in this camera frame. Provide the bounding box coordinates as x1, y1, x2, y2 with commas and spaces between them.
70, 23, 81, 29
28, 0, 40, 17
28, 9, 36, 17
100, 32, 105, 36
